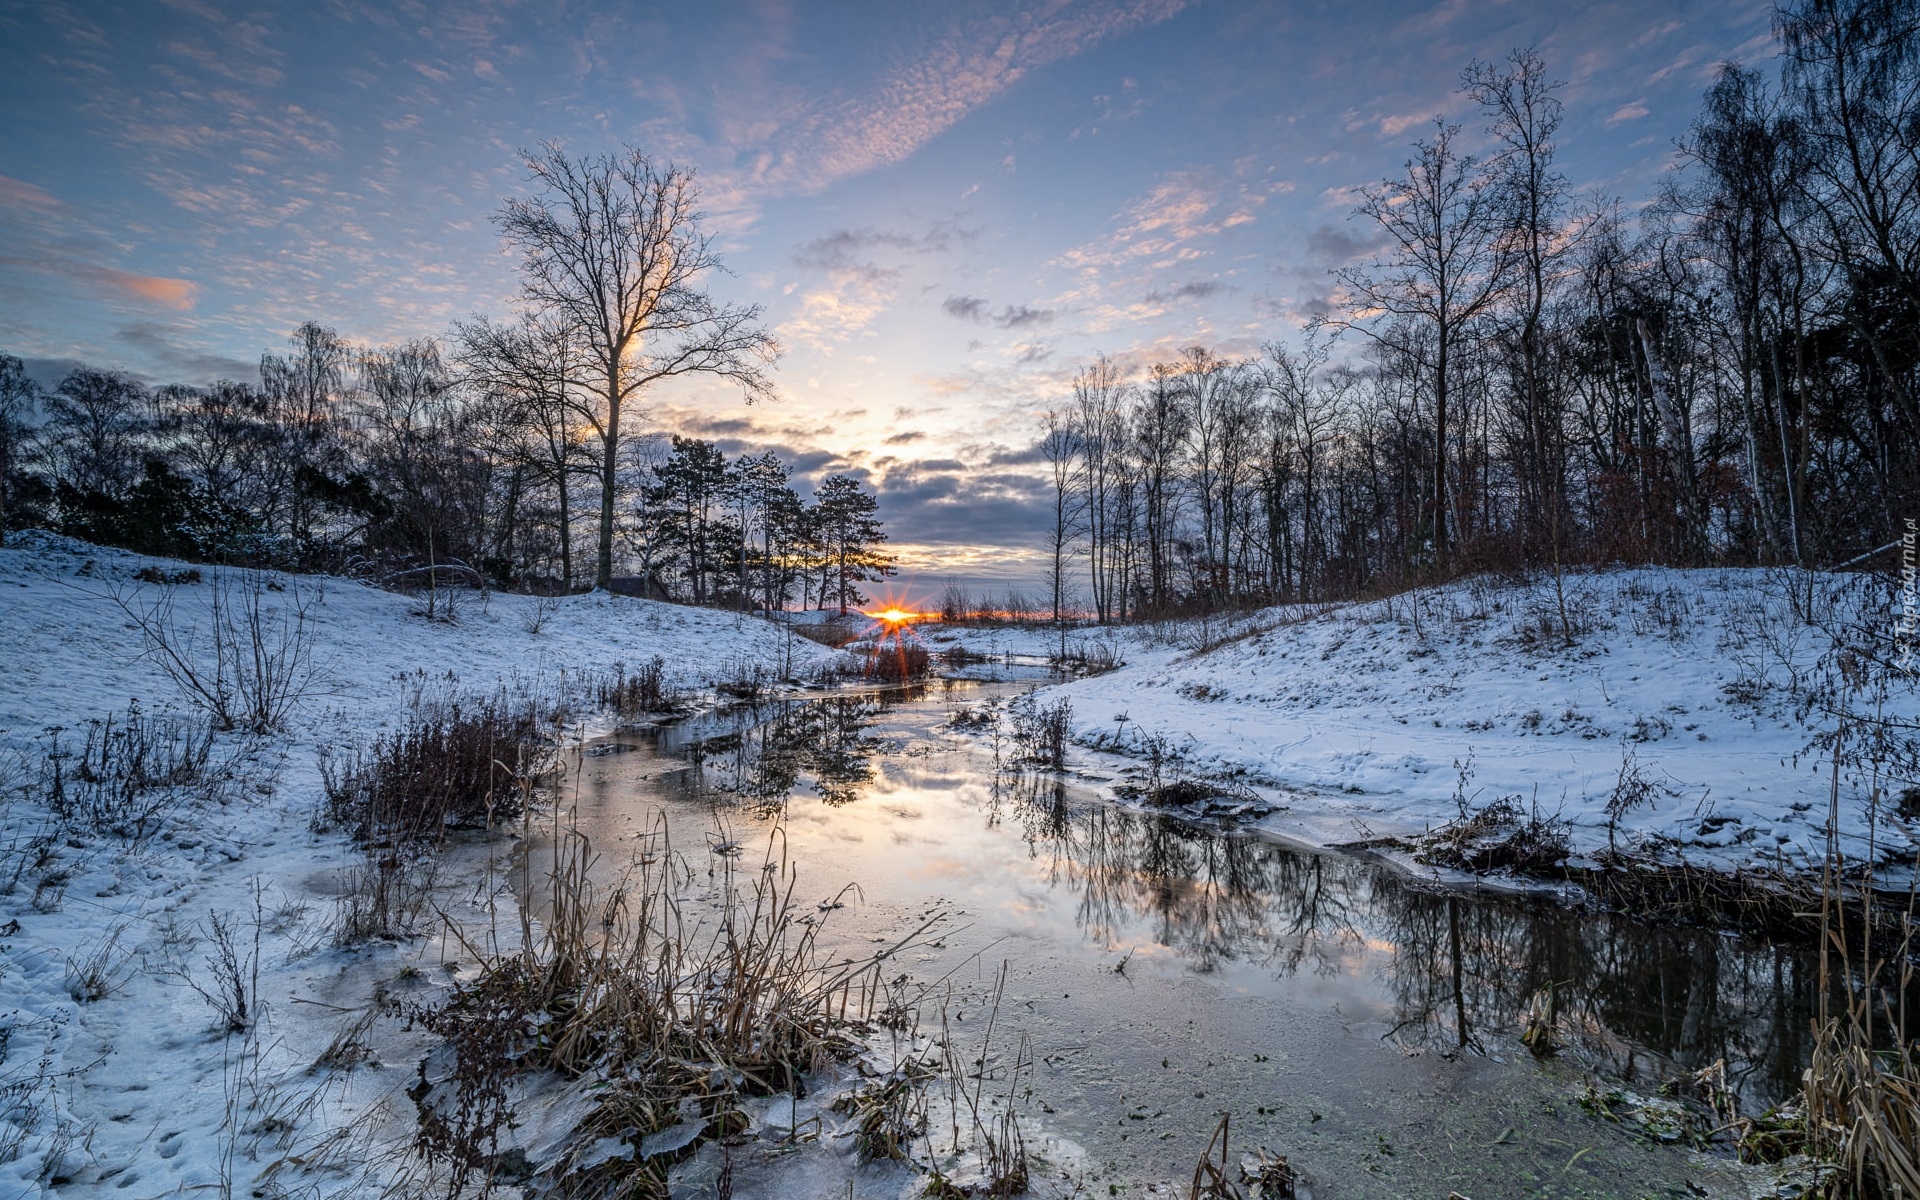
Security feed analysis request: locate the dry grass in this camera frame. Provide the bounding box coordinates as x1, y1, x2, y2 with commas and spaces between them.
1798, 744, 1920, 1199
589, 657, 676, 717
1007, 693, 1072, 769
863, 641, 933, 683
37, 702, 222, 840
319, 690, 551, 846
411, 815, 942, 1197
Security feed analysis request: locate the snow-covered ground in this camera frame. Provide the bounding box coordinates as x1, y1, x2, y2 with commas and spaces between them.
1016, 567, 1917, 876
0, 535, 1906, 1196
0, 531, 844, 1196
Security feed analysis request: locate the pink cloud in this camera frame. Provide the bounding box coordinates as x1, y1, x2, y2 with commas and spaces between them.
0, 176, 60, 209
75, 265, 200, 309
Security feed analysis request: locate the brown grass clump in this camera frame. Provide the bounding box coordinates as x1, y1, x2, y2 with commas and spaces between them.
320, 690, 550, 846
411, 817, 941, 1197
1414, 795, 1571, 875
864, 641, 933, 683
590, 657, 675, 717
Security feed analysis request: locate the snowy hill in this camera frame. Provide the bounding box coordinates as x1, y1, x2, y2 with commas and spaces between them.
0, 532, 843, 1196
1042, 566, 1917, 876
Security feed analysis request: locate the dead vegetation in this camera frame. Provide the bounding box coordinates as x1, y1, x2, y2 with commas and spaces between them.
1006, 693, 1072, 769
1415, 793, 1572, 874
1187, 1113, 1295, 1200
863, 641, 933, 683
114, 571, 330, 733
589, 657, 678, 717
408, 817, 944, 1197
34, 702, 226, 841
319, 689, 552, 846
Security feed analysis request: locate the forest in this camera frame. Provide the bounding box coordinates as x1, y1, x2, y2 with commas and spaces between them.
1033, 1, 1919, 621
0, 338, 894, 611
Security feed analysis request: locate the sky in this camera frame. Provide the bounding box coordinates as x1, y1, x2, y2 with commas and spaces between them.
0, 0, 1778, 597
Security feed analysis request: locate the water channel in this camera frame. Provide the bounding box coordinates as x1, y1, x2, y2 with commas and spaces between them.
546, 671, 1837, 1198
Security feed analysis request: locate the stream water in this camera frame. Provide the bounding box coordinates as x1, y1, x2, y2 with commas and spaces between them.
548, 673, 1835, 1198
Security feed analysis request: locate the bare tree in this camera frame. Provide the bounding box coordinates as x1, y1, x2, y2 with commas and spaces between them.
458, 313, 594, 589
1334, 119, 1512, 565
1073, 355, 1131, 623
0, 354, 38, 544
495, 145, 780, 591
1041, 407, 1084, 625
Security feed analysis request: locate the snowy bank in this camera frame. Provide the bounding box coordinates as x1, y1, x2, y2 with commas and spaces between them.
1035, 567, 1917, 878
0, 532, 843, 1195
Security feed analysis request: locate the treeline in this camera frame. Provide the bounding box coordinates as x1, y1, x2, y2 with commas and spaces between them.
0, 331, 893, 609
1042, 0, 1919, 621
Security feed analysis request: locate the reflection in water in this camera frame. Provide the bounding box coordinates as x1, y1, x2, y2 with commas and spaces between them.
663, 686, 928, 808
1013, 783, 1824, 1105
627, 686, 1870, 1110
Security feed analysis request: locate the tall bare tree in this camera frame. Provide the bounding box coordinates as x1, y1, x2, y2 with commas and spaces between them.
1335, 119, 1512, 563
496, 144, 779, 590
1041, 406, 1084, 624
1073, 355, 1131, 623
458, 313, 594, 588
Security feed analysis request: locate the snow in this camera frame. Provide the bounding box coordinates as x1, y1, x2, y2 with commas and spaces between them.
1028, 566, 1918, 877
0, 534, 1906, 1195
0, 531, 845, 1196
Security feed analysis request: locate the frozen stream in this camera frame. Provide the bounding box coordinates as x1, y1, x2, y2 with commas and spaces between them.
539, 674, 1830, 1198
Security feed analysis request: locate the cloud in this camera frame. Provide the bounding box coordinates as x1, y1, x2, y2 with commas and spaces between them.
1143, 280, 1226, 305
0, 256, 199, 310
1054, 169, 1285, 289
114, 322, 256, 381
943, 294, 988, 321
733, 0, 1194, 195
0, 177, 60, 210
942, 296, 1052, 328
84, 267, 199, 309
1608, 100, 1651, 123
995, 304, 1052, 329
794, 225, 959, 272
1303, 224, 1378, 265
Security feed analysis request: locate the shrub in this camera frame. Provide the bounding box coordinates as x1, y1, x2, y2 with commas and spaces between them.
591, 657, 673, 716
864, 641, 932, 683
115, 572, 329, 733
37, 703, 219, 840
320, 691, 550, 846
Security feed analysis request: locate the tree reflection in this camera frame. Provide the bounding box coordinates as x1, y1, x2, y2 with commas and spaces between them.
661, 687, 927, 811
1001, 770, 1862, 1106
656, 689, 1879, 1110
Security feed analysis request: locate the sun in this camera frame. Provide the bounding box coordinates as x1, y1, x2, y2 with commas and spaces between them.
867, 606, 918, 625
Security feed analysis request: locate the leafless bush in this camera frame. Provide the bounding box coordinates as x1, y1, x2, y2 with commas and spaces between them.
520, 592, 562, 636
319, 690, 550, 846
1007, 693, 1072, 769
715, 656, 774, 702
590, 657, 674, 716
35, 704, 220, 840
333, 845, 438, 945
115, 572, 330, 733
1417, 792, 1571, 875
170, 903, 261, 1034
1603, 748, 1675, 858
64, 923, 134, 1002
864, 641, 932, 683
